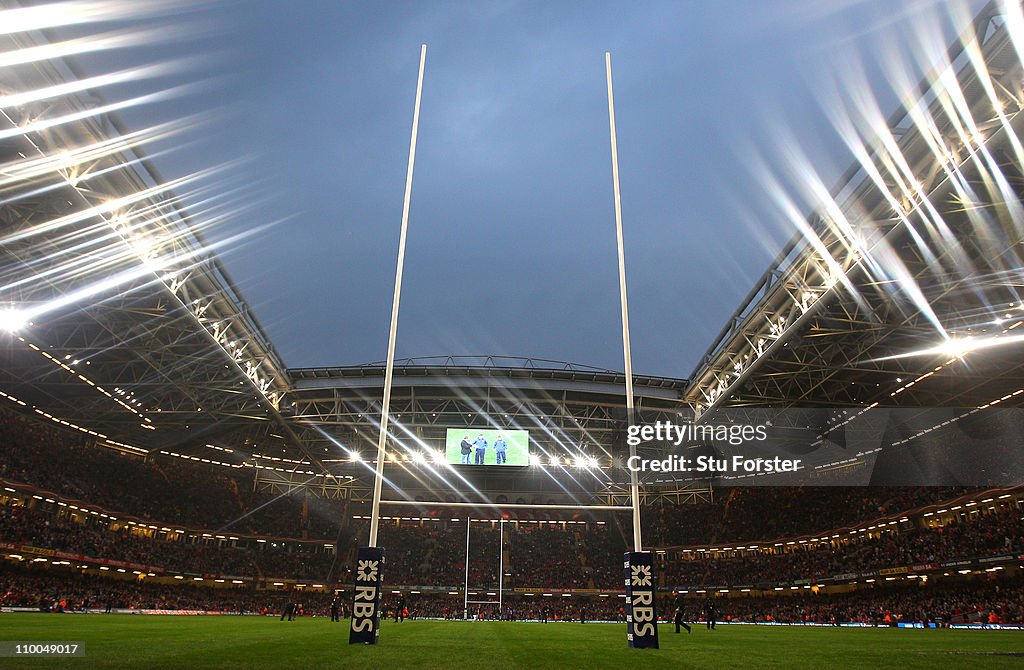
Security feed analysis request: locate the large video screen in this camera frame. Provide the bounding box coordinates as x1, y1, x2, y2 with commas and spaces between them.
445, 428, 530, 466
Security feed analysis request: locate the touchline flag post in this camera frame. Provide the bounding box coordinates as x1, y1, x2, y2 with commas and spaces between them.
606, 51, 659, 649
350, 43, 427, 646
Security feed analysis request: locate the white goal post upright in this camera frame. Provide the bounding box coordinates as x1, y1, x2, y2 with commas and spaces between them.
498, 518, 504, 614
461, 517, 506, 620
368, 44, 427, 549
350, 46, 427, 646
606, 52, 659, 650
605, 52, 643, 554
463, 517, 470, 619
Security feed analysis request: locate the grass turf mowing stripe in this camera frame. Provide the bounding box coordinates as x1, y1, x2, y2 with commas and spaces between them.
0, 615, 1021, 669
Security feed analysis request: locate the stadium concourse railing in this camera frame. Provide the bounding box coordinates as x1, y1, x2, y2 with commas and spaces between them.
2, 477, 1022, 596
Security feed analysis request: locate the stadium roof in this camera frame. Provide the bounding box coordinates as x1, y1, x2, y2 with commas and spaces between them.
0, 24, 304, 462
0, 1, 1022, 498
686, 1, 1024, 416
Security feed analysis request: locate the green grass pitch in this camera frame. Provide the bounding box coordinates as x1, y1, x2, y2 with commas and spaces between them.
0, 615, 1022, 669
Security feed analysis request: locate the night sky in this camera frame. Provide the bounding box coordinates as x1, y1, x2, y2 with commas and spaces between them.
69, 0, 981, 378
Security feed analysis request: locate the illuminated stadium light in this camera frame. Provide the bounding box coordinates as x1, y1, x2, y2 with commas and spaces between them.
0, 0, 191, 36
941, 337, 977, 359
6, 130, 290, 416
0, 308, 27, 333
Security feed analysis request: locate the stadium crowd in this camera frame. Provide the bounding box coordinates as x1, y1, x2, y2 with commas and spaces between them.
0, 564, 332, 615
0, 409, 342, 539
0, 501, 342, 580
662, 503, 1022, 588
4, 485, 1019, 594
3, 561, 1020, 626
1, 408, 1022, 624
647, 486, 978, 548
663, 580, 1024, 626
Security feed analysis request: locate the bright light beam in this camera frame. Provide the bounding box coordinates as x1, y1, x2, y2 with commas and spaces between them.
871, 332, 1024, 361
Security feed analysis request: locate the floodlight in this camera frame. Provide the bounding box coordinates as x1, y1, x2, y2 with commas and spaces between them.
940, 337, 975, 359
0, 308, 27, 333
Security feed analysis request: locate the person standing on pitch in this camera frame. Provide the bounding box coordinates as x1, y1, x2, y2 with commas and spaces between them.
281, 601, 295, 621
703, 597, 716, 630
460, 435, 473, 464
493, 435, 508, 464
330, 593, 341, 622
673, 590, 691, 633
473, 433, 488, 465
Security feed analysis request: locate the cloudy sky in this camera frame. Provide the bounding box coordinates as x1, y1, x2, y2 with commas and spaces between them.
77, 0, 981, 378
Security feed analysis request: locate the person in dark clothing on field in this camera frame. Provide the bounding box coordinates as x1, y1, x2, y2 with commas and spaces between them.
673, 590, 691, 633
703, 598, 716, 630
330, 593, 341, 622
281, 602, 295, 621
